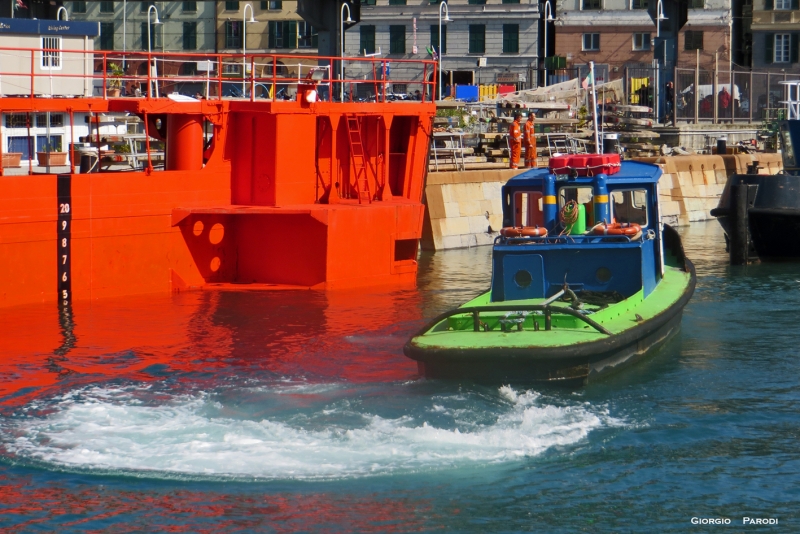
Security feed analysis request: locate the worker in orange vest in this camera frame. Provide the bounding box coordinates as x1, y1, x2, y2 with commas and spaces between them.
524, 112, 537, 168
509, 113, 522, 169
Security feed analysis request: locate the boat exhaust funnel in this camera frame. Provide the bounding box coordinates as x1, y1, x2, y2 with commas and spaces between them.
166, 114, 204, 171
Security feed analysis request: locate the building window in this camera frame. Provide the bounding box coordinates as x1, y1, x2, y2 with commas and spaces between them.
140, 1, 155, 13
688, 0, 704, 7
430, 25, 446, 54
183, 1, 197, 12
268, 21, 297, 49
360, 25, 376, 55
503, 24, 519, 54
99, 1, 114, 14
298, 22, 317, 48
73, 1, 87, 14
775, 34, 791, 62
36, 114, 64, 127
502, 0, 520, 3
226, 21, 242, 48
775, 0, 792, 9
582, 33, 600, 51
632, 0, 648, 7
362, 0, 376, 5
684, 30, 703, 51
6, 114, 29, 128
469, 25, 485, 54
141, 22, 161, 50
633, 33, 651, 51
390, 25, 406, 54
261, 0, 282, 8
388, 0, 406, 4
41, 37, 62, 70
468, 0, 487, 4
99, 22, 114, 50
582, 0, 601, 9
225, 1, 240, 11
181, 62, 197, 76
183, 22, 197, 50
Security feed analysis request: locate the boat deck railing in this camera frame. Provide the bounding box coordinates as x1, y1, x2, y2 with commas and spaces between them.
417, 304, 613, 336
0, 47, 438, 103
495, 233, 647, 246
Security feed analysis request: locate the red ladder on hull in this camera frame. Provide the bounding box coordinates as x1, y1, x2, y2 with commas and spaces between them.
346, 116, 372, 204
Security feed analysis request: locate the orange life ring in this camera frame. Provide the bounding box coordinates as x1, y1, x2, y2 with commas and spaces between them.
500, 226, 548, 238
591, 222, 642, 236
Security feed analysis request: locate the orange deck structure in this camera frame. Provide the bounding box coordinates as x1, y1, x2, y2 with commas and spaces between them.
0, 48, 436, 310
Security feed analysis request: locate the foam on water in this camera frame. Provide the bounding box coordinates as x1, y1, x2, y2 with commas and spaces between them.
1, 383, 623, 481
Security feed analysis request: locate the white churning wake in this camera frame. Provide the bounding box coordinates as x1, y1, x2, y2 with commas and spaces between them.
1, 384, 622, 480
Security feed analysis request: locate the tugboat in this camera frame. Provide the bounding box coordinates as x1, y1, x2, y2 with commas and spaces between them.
711, 81, 800, 261
404, 154, 696, 386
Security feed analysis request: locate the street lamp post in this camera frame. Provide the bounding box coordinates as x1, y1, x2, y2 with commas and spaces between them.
147, 5, 161, 98
656, 0, 668, 123
438, 1, 451, 101
56, 6, 68, 20
243, 4, 256, 97
340, 2, 354, 102
123, 0, 126, 70
543, 1, 554, 87
656, 0, 667, 38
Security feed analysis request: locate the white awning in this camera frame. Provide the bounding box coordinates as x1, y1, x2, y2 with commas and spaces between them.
555, 10, 654, 28
684, 9, 732, 27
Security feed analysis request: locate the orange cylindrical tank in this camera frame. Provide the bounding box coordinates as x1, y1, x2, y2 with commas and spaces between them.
166, 114, 204, 171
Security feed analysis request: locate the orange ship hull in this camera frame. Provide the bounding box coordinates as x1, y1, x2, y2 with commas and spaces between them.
0, 51, 436, 309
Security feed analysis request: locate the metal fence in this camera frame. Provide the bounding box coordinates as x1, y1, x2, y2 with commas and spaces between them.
673, 67, 793, 125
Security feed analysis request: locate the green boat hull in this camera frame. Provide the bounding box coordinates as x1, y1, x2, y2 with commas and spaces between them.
404, 260, 696, 386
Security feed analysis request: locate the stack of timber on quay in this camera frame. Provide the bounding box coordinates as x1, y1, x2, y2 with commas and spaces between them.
422, 154, 783, 251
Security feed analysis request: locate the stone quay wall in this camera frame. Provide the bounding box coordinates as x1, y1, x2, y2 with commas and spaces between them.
422, 154, 784, 251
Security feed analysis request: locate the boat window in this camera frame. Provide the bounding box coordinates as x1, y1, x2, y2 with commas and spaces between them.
558, 186, 594, 223
513, 191, 544, 227
780, 124, 796, 170
611, 189, 648, 226
558, 186, 593, 208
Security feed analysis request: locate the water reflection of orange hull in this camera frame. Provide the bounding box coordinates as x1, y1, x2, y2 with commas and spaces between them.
0, 287, 422, 406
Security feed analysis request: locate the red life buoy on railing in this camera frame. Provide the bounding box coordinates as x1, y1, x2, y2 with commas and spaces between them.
591, 222, 642, 237
500, 226, 548, 238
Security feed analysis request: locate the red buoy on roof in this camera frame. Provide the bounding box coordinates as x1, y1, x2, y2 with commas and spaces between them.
548, 153, 621, 176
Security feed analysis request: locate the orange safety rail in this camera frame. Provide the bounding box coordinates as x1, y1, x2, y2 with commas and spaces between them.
0, 47, 437, 103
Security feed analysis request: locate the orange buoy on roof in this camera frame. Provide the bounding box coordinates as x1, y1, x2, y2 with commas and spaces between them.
548, 154, 622, 176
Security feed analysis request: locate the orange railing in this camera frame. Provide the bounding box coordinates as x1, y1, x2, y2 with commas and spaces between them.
0, 47, 437, 103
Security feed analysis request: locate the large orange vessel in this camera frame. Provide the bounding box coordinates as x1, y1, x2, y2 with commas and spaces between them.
0, 43, 436, 310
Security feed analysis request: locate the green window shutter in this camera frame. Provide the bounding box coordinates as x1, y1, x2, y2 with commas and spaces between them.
503, 24, 519, 53
793, 0, 800, 10
360, 26, 375, 55
792, 34, 799, 63
431, 25, 446, 54
268, 21, 277, 48
284, 21, 297, 49
765, 0, 773, 9
390, 25, 406, 54
183, 22, 197, 50
99, 22, 114, 51
765, 33, 774, 64
469, 25, 485, 54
